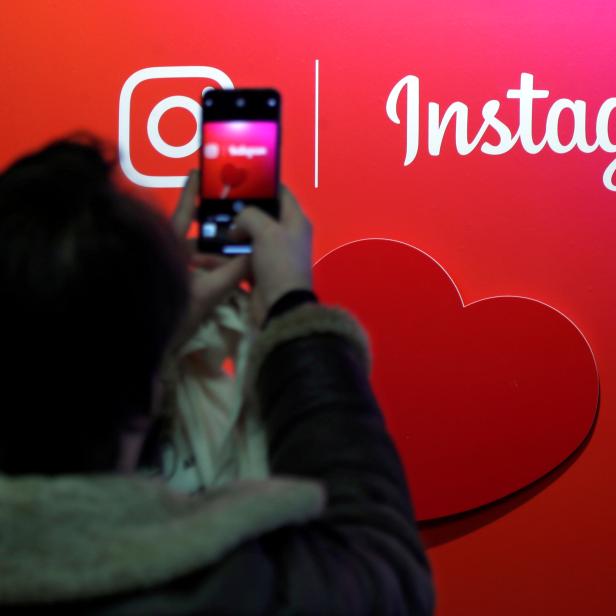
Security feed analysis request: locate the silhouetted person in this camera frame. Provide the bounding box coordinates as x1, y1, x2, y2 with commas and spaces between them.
0, 137, 434, 615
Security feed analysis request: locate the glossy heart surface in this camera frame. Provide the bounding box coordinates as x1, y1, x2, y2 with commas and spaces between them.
314, 239, 599, 520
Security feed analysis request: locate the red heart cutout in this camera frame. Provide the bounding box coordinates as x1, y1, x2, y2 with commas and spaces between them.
313, 239, 599, 521
221, 163, 247, 188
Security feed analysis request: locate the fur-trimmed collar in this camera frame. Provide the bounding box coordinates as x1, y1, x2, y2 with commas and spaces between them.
0, 473, 324, 604
243, 304, 371, 397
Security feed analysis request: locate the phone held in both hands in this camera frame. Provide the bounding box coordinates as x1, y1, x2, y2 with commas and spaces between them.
198, 88, 281, 254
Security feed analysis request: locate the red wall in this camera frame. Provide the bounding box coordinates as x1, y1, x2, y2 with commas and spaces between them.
2, 1, 615, 613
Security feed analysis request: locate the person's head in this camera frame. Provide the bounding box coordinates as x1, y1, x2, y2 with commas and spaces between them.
0, 135, 189, 475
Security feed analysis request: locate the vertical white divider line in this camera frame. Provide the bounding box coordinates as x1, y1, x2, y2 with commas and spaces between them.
314, 59, 319, 188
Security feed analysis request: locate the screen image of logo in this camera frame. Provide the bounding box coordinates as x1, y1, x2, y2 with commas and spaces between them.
204, 143, 220, 159
201, 121, 278, 199
118, 66, 234, 187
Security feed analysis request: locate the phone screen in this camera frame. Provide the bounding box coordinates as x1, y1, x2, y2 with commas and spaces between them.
199, 90, 280, 254
201, 121, 278, 199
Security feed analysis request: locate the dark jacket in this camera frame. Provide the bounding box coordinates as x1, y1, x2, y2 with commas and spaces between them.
0, 304, 434, 615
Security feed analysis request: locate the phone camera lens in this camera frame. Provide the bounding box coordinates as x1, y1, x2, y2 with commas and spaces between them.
236, 98, 246, 108
267, 98, 277, 107
204, 98, 214, 107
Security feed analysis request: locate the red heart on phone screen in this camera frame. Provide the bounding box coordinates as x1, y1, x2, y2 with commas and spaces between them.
221, 163, 247, 188
313, 239, 599, 520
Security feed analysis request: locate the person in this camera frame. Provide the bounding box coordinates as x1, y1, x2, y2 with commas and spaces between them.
0, 136, 434, 615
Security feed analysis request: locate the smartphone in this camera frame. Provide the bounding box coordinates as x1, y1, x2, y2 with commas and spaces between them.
198, 88, 281, 254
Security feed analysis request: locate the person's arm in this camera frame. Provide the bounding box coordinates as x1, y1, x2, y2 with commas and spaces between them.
247, 303, 434, 615
230, 187, 433, 614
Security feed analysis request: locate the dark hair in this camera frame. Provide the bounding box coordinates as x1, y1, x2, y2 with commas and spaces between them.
0, 135, 189, 474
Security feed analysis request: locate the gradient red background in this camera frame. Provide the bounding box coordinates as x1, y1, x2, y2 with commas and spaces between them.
1, 1, 615, 613
202, 121, 277, 198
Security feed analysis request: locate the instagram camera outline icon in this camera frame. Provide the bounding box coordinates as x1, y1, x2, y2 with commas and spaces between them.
118, 66, 234, 188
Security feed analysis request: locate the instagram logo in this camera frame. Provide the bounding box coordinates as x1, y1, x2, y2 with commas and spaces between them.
118, 66, 234, 187
204, 143, 220, 159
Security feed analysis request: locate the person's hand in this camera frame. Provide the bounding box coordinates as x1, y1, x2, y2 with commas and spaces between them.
229, 185, 313, 324
168, 170, 249, 353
